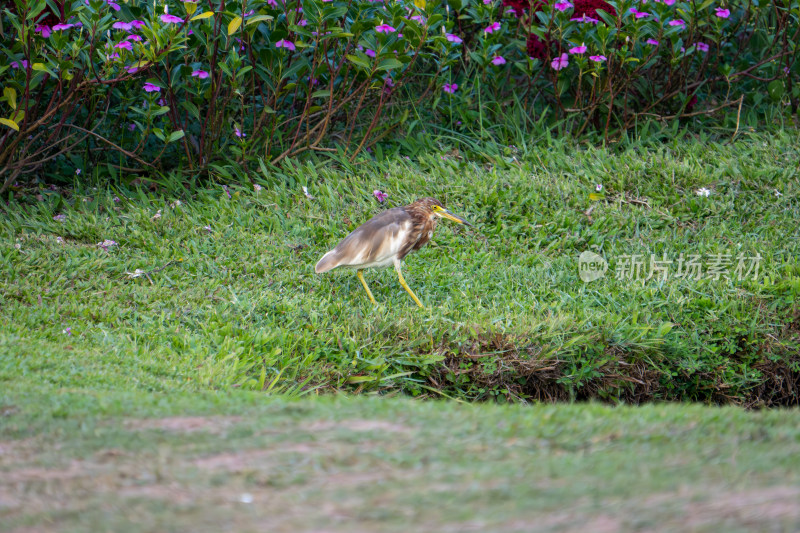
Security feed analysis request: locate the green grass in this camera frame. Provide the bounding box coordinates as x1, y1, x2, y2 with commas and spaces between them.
1, 130, 799, 404
2, 389, 800, 532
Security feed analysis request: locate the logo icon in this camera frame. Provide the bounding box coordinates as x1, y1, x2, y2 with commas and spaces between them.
578, 251, 607, 282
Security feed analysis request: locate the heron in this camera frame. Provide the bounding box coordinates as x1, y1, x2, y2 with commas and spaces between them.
314, 197, 472, 308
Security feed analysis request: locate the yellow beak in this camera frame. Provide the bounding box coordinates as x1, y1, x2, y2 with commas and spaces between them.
441, 209, 473, 227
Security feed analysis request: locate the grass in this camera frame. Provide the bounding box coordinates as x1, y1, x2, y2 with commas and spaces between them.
2, 389, 800, 532
2, 129, 799, 405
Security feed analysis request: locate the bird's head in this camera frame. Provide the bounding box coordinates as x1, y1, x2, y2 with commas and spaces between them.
416, 197, 473, 227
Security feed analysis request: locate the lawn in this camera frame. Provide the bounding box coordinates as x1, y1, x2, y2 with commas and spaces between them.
2, 130, 800, 531
2, 130, 798, 404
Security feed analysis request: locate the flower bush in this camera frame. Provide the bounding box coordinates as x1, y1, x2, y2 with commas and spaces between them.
0, 0, 798, 188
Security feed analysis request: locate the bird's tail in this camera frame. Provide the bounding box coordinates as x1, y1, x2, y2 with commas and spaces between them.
315, 250, 341, 273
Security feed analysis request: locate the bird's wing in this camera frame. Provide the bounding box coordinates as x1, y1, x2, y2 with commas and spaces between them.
315, 207, 413, 272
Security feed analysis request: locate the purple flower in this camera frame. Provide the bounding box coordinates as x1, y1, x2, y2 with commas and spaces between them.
569, 43, 587, 54
443, 83, 458, 94
554, 2, 572, 11
630, 8, 650, 19
113, 21, 132, 30
551, 53, 569, 71
595, 184, 603, 192
715, 7, 730, 18
53, 23, 74, 31
223, 185, 232, 199
590, 55, 607, 62
571, 15, 599, 24
143, 82, 161, 92
668, 19, 685, 26
376, 23, 396, 33
107, 1, 121, 11
75, 168, 81, 175
446, 33, 463, 44
63, 327, 72, 336
54, 214, 67, 222
35, 24, 52, 38
234, 126, 245, 138
365, 49, 376, 58
491, 55, 506, 65
299, 19, 308, 26
161, 14, 184, 24
128, 123, 136, 132
373, 190, 388, 202
126, 34, 142, 42
646, 38, 660, 46
662, 0, 675, 5
97, 239, 118, 250
115, 41, 133, 50
10, 60, 30, 69
384, 76, 394, 87
409, 15, 425, 24
192, 69, 209, 78
130, 20, 146, 29
483, 0, 492, 4
275, 39, 296, 50
484, 22, 501, 33
696, 42, 709, 52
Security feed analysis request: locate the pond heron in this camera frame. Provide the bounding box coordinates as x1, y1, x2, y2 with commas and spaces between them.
315, 197, 472, 308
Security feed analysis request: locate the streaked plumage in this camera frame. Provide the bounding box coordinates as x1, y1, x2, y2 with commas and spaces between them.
315, 197, 471, 307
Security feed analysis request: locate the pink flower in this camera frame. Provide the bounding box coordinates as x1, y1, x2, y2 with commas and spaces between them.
484, 21, 501, 33
53, 23, 74, 31
590, 55, 607, 62
646, 38, 660, 46
115, 41, 132, 50
554, 2, 572, 11
128, 123, 136, 132
662, 0, 675, 5
35, 24, 52, 37
696, 42, 709, 52
161, 14, 183, 24
571, 15, 599, 24
234, 127, 245, 138
130, 20, 146, 29
126, 34, 142, 42
365, 49, 376, 58
275, 39, 296, 50
143, 82, 161, 92
668, 19, 685, 26
376, 23, 396, 33
569, 43, 587, 54
107, 1, 121, 11
299, 19, 308, 26
373, 190, 388, 202
491, 55, 506, 65
54, 214, 67, 221
192, 69, 209, 78
409, 15, 425, 24
10, 60, 29, 69
551, 53, 569, 70
443, 83, 458, 94
629, 8, 650, 18
113, 21, 132, 30
446, 33, 463, 44
715, 7, 730, 18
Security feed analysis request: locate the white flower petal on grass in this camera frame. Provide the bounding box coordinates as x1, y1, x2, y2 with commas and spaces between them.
152, 209, 162, 220
239, 493, 254, 504
127, 269, 146, 279
774, 189, 783, 198
695, 187, 711, 197
302, 186, 315, 199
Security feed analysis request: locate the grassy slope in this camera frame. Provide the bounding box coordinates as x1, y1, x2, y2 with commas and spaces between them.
2, 389, 800, 532
3, 131, 799, 404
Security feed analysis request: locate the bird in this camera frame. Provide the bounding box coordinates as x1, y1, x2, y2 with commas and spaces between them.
315, 197, 472, 308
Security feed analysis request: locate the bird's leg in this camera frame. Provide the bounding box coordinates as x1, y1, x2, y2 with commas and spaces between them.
357, 270, 377, 305
394, 261, 424, 308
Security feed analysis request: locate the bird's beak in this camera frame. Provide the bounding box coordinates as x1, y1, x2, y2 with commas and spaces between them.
440, 208, 473, 227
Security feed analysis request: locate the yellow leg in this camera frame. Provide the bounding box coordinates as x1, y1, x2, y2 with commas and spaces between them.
357, 270, 377, 305
395, 264, 424, 308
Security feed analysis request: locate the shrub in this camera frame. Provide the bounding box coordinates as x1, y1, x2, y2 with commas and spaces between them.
0, 0, 797, 189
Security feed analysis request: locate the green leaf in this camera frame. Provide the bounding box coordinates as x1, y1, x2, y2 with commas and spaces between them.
376, 58, 403, 71
346, 54, 370, 70
311, 89, 330, 98
245, 14, 273, 25
767, 80, 785, 101
167, 130, 185, 143
228, 15, 242, 35
3, 87, 16, 110
0, 118, 19, 131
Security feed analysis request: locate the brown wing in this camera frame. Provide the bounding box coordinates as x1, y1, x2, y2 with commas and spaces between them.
315, 207, 412, 273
